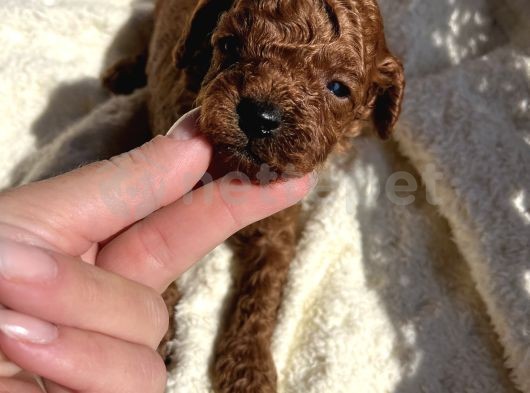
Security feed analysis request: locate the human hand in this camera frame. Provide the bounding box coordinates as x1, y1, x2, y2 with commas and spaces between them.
0, 108, 314, 392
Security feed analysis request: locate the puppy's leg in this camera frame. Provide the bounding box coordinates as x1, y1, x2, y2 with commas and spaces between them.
102, 0, 154, 95
102, 51, 148, 95
213, 205, 300, 393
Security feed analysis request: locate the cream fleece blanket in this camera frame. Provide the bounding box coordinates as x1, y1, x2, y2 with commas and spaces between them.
1, 1, 529, 392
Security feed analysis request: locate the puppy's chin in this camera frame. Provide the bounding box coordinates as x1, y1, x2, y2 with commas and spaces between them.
213, 144, 263, 180
212, 144, 293, 183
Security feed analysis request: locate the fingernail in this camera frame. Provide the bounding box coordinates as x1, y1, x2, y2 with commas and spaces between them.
309, 170, 319, 189
0, 345, 23, 377
0, 358, 22, 377
0, 309, 58, 344
166, 107, 201, 140
0, 240, 58, 283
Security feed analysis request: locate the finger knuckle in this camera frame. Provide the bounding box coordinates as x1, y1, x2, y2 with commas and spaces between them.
105, 140, 167, 204
78, 267, 105, 307
214, 183, 243, 229
135, 220, 175, 274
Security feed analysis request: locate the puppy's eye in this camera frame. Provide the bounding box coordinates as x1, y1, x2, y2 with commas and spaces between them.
327, 81, 350, 98
217, 36, 240, 57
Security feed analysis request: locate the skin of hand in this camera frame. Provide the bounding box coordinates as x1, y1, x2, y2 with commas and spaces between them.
0, 108, 314, 393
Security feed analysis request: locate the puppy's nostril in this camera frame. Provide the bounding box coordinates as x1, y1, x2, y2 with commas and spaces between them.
237, 98, 282, 139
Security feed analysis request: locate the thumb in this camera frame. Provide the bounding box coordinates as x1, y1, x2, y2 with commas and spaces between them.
0, 108, 212, 256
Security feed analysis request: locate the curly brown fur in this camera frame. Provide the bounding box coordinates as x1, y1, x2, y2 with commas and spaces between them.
104, 0, 404, 391
214, 205, 300, 393
158, 281, 181, 367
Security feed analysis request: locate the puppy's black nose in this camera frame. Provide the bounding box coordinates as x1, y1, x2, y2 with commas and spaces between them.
237, 98, 282, 139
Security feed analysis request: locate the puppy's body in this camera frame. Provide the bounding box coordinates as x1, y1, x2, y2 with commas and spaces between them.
147, 0, 198, 133
143, 6, 301, 390
104, 1, 403, 391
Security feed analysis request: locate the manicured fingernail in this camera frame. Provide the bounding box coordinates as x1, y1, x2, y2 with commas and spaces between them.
0, 347, 23, 377
0, 240, 58, 283
309, 170, 319, 189
0, 309, 58, 344
0, 358, 22, 377
166, 107, 201, 140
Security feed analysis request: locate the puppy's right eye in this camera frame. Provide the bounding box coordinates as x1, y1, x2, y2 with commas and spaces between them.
216, 36, 240, 58
327, 81, 350, 98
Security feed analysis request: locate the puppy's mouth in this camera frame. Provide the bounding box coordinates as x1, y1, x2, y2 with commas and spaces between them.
213, 142, 268, 178
229, 144, 261, 163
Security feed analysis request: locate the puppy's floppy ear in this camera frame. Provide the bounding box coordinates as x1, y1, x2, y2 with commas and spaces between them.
369, 37, 405, 139
173, 0, 234, 69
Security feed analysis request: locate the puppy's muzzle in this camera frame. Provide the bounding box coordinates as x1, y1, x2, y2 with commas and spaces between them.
237, 97, 282, 140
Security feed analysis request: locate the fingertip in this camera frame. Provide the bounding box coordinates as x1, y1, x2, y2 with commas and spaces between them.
267, 171, 318, 204
165, 107, 202, 140
160, 106, 212, 162
308, 170, 320, 190
297, 171, 319, 196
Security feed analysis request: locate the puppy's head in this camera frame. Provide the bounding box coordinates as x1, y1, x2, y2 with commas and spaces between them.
174, 0, 404, 177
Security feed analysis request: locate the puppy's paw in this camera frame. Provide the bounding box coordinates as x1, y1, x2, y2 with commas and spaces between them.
102, 53, 148, 95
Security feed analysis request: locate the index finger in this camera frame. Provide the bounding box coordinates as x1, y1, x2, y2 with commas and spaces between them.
0, 109, 211, 256
97, 173, 314, 292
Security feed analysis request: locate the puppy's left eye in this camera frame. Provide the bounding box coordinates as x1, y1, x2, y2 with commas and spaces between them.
327, 81, 350, 98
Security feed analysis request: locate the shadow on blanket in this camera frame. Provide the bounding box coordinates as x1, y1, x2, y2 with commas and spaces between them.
381, 0, 508, 79
359, 49, 528, 392
354, 141, 518, 392
8, 2, 154, 187
357, 1, 530, 384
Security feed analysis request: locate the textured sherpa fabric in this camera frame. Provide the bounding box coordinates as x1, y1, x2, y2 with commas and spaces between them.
1, 1, 529, 393
0, 0, 154, 188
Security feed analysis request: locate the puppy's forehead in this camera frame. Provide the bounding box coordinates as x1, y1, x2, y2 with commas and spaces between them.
217, 0, 357, 46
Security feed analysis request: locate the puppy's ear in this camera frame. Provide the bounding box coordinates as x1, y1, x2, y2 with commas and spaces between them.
173, 0, 234, 69
369, 38, 405, 139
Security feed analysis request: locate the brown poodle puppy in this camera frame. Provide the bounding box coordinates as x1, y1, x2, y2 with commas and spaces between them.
103, 0, 404, 391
